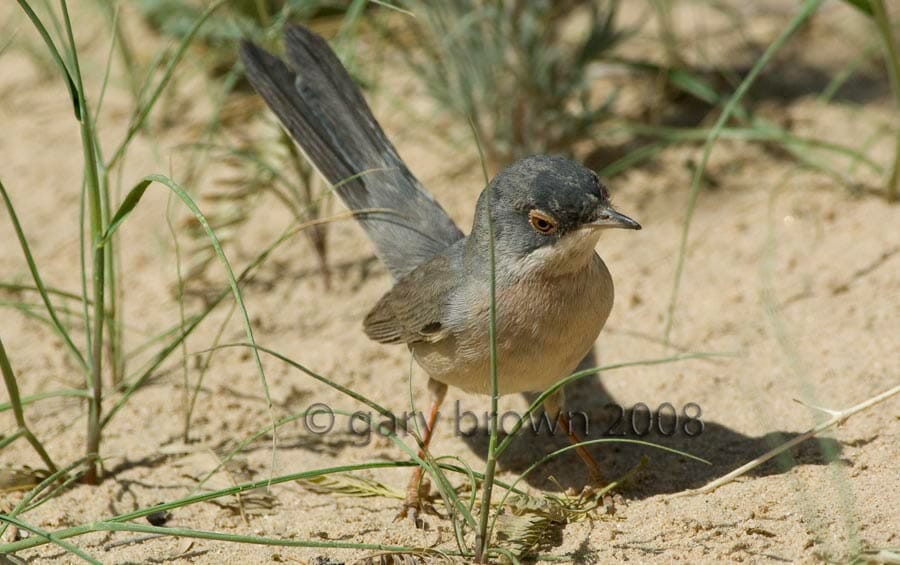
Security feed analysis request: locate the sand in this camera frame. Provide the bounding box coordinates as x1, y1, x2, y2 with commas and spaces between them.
1, 1, 898, 563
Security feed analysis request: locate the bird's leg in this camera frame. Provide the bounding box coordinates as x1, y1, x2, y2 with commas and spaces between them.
396, 378, 448, 526
558, 411, 605, 485
544, 390, 605, 486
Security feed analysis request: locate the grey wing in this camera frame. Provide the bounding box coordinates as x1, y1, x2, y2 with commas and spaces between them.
363, 253, 458, 345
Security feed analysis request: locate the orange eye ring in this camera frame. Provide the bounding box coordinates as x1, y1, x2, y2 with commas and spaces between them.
528, 209, 558, 235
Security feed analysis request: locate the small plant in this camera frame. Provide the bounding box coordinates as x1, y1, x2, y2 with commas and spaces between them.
386, 0, 625, 169
136, 0, 369, 288
135, 0, 359, 75
187, 109, 338, 288
0, 0, 271, 485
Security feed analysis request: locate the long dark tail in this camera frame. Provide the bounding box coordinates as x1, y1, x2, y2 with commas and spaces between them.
239, 25, 464, 280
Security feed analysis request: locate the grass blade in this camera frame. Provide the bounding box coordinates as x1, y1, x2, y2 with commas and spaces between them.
0, 179, 88, 371
662, 0, 826, 345
215, 343, 394, 422
98, 179, 150, 244
0, 515, 99, 564
496, 352, 735, 458
0, 389, 91, 413
0, 282, 95, 304
0, 336, 58, 472
0, 462, 418, 554
103, 210, 390, 430
55, 0, 108, 484
474, 116, 498, 562
486, 439, 708, 553
839, 0, 874, 16
870, 0, 900, 201
14, 0, 80, 118
98, 174, 272, 410
106, 0, 228, 169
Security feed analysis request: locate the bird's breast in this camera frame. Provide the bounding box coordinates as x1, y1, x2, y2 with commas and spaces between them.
411, 253, 614, 395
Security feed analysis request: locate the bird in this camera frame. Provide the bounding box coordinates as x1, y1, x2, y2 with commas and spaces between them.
239, 24, 640, 523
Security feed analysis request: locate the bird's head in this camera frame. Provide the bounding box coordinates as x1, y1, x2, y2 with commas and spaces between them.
469, 155, 640, 276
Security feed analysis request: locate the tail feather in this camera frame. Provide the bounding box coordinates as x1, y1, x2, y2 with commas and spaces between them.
239, 25, 464, 279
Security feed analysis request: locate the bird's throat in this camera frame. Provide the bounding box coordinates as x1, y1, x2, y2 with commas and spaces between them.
513, 230, 603, 278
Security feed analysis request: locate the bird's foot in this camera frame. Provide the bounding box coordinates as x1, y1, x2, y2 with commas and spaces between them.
394, 500, 425, 529
393, 477, 435, 529
567, 483, 622, 516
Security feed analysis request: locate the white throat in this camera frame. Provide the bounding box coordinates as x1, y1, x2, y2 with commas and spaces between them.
511, 230, 603, 278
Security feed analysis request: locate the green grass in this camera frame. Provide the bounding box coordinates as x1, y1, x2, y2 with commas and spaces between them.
662, 0, 826, 345
384, 0, 625, 170
134, 0, 374, 289
4, 0, 245, 485
1, 346, 716, 561
0, 336, 58, 473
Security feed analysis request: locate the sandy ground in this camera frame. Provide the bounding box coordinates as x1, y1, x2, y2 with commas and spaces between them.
1, 2, 898, 563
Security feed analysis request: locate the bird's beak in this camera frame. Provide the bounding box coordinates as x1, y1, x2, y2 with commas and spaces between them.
584, 205, 641, 230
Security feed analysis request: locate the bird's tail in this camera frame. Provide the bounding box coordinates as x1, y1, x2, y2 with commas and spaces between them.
239, 25, 464, 279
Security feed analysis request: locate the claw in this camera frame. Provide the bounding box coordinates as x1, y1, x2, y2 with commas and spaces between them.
394, 501, 425, 529
394, 475, 433, 529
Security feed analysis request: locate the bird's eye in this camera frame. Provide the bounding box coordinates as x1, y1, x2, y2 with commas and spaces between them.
528, 210, 558, 235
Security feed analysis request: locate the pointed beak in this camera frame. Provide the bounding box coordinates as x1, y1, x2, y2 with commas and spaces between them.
585, 205, 641, 231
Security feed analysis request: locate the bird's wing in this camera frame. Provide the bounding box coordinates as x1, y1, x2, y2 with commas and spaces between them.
363, 252, 458, 345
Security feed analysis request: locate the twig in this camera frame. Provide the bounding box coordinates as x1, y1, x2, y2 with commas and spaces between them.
673, 384, 900, 497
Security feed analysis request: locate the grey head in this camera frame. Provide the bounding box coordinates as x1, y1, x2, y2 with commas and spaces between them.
466, 155, 640, 276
